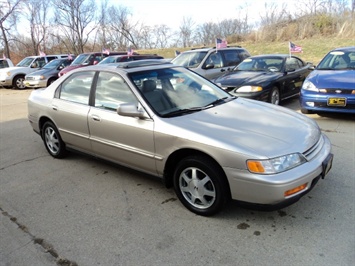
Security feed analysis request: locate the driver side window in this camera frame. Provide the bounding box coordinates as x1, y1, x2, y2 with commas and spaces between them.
95, 72, 137, 111
206, 53, 223, 68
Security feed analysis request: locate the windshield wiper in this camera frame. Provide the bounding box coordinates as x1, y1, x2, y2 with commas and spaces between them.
206, 97, 234, 107
161, 107, 205, 118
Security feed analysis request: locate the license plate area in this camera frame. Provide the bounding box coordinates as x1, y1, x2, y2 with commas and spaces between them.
327, 97, 346, 106
321, 153, 333, 179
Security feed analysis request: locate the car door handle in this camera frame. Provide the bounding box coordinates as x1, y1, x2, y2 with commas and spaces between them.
91, 115, 101, 122
52, 105, 58, 111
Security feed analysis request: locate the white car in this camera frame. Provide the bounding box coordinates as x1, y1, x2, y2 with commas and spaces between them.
0, 54, 69, 89
0, 58, 14, 69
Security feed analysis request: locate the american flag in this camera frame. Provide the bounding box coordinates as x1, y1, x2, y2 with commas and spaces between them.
289, 42, 302, 53
102, 48, 110, 55
3, 54, 6, 59
39, 50, 46, 56
216, 38, 227, 49
127, 48, 134, 56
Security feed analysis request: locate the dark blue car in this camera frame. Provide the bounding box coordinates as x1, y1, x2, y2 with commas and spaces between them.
300, 46, 355, 114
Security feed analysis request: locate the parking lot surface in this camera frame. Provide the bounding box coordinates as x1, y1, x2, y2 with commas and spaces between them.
1, 88, 354, 265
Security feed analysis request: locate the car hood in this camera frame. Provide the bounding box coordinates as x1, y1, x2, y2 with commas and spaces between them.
159, 98, 320, 158
0, 66, 28, 73
308, 69, 355, 89
27, 68, 53, 76
59, 65, 83, 74
214, 71, 281, 86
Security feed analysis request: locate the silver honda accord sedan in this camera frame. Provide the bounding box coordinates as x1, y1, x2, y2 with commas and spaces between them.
28, 60, 333, 216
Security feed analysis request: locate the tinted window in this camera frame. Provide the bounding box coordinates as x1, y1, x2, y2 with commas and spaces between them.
0, 60, 9, 68
286, 57, 302, 71
204, 52, 224, 68
95, 72, 137, 110
58, 71, 95, 104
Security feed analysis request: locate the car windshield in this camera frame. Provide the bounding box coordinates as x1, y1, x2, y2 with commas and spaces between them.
42, 59, 62, 69
172, 51, 207, 68
16, 57, 35, 67
98, 56, 119, 65
317, 51, 355, 70
235, 57, 284, 72
129, 66, 234, 117
71, 54, 91, 65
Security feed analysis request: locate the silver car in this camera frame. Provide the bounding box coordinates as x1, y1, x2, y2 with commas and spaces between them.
25, 58, 74, 88
28, 60, 333, 216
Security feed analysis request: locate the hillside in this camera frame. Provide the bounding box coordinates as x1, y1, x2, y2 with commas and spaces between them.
137, 37, 355, 65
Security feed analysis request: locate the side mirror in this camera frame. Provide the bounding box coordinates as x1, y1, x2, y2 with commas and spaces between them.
93, 60, 99, 65
117, 103, 147, 119
204, 63, 215, 70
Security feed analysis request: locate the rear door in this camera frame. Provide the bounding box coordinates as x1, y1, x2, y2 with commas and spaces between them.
50, 71, 94, 152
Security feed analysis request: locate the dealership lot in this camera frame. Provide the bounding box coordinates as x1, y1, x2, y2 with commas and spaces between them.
0, 88, 354, 265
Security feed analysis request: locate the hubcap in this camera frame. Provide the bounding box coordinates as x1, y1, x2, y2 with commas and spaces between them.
179, 167, 216, 209
16, 78, 25, 89
45, 127, 59, 154
271, 89, 280, 105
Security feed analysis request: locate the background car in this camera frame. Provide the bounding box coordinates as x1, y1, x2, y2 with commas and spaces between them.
0, 58, 14, 69
0, 54, 69, 89
98, 54, 164, 64
171, 46, 251, 80
25, 57, 75, 88
300, 46, 355, 114
58, 51, 128, 77
213, 54, 313, 105
28, 60, 332, 216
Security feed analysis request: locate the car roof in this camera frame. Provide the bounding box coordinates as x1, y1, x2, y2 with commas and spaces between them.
331, 46, 355, 52
74, 59, 175, 74
182, 46, 245, 53
249, 54, 294, 59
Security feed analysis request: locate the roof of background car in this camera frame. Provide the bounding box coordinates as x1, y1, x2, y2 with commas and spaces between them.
183, 46, 245, 53
332, 46, 355, 52
249, 54, 293, 58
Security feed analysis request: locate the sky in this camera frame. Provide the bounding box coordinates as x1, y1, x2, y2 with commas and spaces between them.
110, 0, 275, 30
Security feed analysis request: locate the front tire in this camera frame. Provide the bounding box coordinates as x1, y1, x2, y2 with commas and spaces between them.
173, 155, 229, 216
269, 87, 280, 105
13, 76, 26, 90
42, 121, 67, 158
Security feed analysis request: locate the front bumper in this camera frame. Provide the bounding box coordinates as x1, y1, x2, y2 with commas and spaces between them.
300, 91, 355, 114
0, 77, 13, 87
224, 133, 332, 205
25, 79, 47, 88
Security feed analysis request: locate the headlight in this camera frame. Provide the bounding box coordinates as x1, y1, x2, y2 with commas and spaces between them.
236, 85, 262, 92
301, 80, 318, 92
247, 153, 306, 174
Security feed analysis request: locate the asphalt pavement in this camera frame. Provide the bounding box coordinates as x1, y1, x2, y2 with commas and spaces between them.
0, 89, 354, 266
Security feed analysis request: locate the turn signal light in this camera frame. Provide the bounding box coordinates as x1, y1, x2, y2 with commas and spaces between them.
284, 183, 308, 197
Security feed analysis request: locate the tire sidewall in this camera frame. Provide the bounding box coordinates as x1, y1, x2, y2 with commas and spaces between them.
173, 156, 227, 216
42, 121, 66, 158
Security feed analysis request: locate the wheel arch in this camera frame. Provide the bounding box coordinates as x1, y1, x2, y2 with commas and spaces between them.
38, 116, 56, 139
163, 148, 231, 199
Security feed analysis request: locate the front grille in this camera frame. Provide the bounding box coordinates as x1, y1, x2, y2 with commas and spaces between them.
322, 88, 354, 94
303, 135, 324, 161
25, 77, 35, 80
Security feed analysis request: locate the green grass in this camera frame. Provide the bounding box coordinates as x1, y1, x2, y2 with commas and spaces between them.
138, 37, 355, 65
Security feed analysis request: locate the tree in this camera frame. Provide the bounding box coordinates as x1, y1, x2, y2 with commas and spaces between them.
0, 0, 22, 58
25, 0, 50, 55
179, 17, 195, 48
52, 0, 97, 54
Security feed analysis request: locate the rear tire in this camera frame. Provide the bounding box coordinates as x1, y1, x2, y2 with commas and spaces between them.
42, 121, 67, 158
47, 78, 56, 87
173, 155, 229, 216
